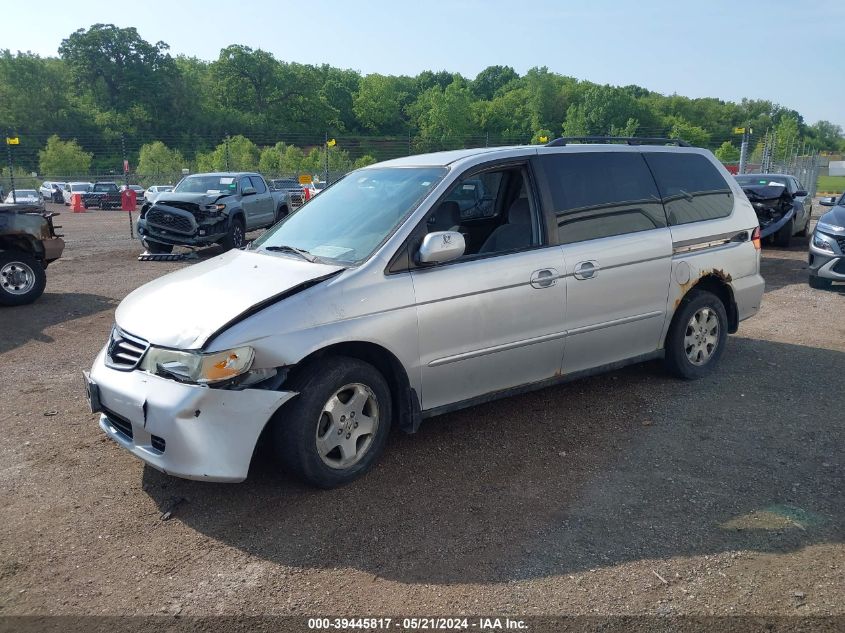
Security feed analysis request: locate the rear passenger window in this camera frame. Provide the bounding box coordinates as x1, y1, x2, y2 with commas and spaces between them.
250, 176, 267, 194
643, 153, 733, 225
541, 152, 667, 245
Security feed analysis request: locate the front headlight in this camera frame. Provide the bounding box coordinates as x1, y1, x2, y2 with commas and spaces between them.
204, 203, 226, 212
812, 232, 834, 253
142, 346, 254, 384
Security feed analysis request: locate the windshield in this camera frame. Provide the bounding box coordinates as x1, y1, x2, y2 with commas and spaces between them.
93, 183, 116, 192
175, 175, 239, 195
736, 175, 787, 187
16, 190, 37, 196
71, 183, 90, 192
253, 167, 447, 264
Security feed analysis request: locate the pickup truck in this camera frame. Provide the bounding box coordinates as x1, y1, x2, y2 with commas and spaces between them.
83, 182, 121, 209
137, 172, 293, 254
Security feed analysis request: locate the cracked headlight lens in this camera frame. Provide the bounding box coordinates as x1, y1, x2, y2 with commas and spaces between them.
142, 346, 254, 384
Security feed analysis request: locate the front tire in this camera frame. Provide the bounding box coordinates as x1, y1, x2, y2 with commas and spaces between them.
272, 356, 392, 488
220, 216, 245, 251
664, 289, 728, 380
0, 251, 47, 306
141, 240, 173, 254
773, 218, 793, 247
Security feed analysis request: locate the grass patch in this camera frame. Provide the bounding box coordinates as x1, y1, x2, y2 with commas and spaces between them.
817, 175, 845, 193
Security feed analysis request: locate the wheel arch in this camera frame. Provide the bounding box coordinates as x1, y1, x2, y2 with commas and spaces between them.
284, 340, 420, 434
670, 273, 739, 338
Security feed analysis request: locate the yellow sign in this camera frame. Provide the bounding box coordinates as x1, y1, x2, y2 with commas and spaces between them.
298, 174, 313, 185
326, 138, 336, 148
538, 135, 548, 143
733, 127, 745, 134
6, 137, 20, 145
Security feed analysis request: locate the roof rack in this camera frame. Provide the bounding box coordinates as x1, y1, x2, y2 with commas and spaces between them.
545, 136, 691, 147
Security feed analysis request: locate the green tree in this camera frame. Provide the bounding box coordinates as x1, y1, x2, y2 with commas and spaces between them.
258, 142, 289, 174
137, 141, 185, 177
353, 74, 410, 133
471, 65, 518, 100
196, 135, 259, 171
409, 80, 475, 150
667, 117, 711, 147
38, 135, 93, 177
353, 154, 377, 169
714, 141, 740, 163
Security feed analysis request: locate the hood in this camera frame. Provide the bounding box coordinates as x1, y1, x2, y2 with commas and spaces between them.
818, 206, 845, 232
115, 249, 344, 349
153, 192, 231, 206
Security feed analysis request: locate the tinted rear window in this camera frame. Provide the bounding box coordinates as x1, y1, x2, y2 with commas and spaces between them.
541, 152, 667, 244
643, 153, 733, 225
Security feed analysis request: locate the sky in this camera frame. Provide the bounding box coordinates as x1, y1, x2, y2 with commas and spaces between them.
4, 0, 844, 128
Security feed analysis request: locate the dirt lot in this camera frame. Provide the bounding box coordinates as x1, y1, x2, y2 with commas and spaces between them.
0, 203, 843, 622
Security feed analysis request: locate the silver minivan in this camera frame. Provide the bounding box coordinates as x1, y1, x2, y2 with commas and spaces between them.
85, 140, 765, 488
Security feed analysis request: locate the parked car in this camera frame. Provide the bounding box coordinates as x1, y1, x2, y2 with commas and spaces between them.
83, 182, 122, 209
85, 140, 765, 488
3, 189, 43, 205
143, 185, 174, 203
734, 173, 812, 247
137, 172, 294, 253
0, 203, 65, 305
39, 181, 66, 202
808, 194, 845, 289
62, 182, 93, 205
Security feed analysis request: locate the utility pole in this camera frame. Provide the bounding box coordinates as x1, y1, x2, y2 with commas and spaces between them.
324, 131, 329, 183
5, 130, 17, 203
738, 127, 750, 174
122, 133, 134, 238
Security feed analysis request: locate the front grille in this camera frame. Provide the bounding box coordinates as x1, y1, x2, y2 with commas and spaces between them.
104, 409, 133, 440
106, 327, 149, 370
147, 207, 194, 234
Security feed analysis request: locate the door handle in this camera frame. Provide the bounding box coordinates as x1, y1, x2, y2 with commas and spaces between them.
530, 268, 558, 289
573, 260, 599, 280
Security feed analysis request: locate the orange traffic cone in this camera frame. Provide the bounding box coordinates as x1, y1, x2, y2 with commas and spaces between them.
71, 193, 85, 213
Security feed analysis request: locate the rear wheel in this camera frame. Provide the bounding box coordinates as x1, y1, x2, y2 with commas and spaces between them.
773, 218, 793, 247
221, 216, 245, 251
275, 205, 288, 223
141, 240, 173, 254
272, 356, 392, 488
664, 289, 728, 380
797, 212, 811, 237
0, 250, 47, 306
809, 274, 832, 290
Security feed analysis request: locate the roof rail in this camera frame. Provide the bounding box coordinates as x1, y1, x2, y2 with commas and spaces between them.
545, 136, 691, 148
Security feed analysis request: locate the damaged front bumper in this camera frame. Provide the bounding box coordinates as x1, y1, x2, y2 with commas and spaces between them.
86, 347, 296, 482
137, 203, 229, 247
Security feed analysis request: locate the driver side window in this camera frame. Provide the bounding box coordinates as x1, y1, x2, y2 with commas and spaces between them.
422, 166, 542, 259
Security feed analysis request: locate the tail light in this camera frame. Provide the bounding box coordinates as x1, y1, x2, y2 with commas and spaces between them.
751, 226, 761, 250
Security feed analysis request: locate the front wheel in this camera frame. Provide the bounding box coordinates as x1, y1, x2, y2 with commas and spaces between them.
664, 289, 728, 380
141, 240, 173, 254
273, 356, 392, 488
773, 218, 793, 247
0, 251, 47, 306
220, 217, 245, 251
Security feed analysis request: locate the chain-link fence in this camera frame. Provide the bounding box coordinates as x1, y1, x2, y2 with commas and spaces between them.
740, 129, 823, 198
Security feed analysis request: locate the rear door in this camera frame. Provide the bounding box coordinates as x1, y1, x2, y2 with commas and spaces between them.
537, 150, 673, 374
410, 161, 567, 411
249, 175, 275, 225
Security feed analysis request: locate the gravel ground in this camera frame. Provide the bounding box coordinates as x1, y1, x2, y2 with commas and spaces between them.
0, 203, 842, 622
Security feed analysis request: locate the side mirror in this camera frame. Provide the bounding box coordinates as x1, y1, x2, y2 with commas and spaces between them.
242, 186, 256, 196
417, 231, 465, 265
819, 197, 837, 207
793, 190, 808, 198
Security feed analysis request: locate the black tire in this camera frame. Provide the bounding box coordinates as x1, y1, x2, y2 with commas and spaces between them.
809, 274, 832, 290
275, 205, 288, 223
773, 218, 793, 247
142, 240, 173, 254
0, 250, 47, 306
221, 216, 245, 251
664, 289, 728, 380
272, 356, 392, 488
797, 212, 811, 237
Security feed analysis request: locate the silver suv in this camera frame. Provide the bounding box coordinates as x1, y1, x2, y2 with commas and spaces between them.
85, 139, 765, 488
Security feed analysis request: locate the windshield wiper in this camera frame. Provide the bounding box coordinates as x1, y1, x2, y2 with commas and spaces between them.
263, 245, 318, 262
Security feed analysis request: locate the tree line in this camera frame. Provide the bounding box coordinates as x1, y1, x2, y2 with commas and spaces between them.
1, 23, 843, 179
